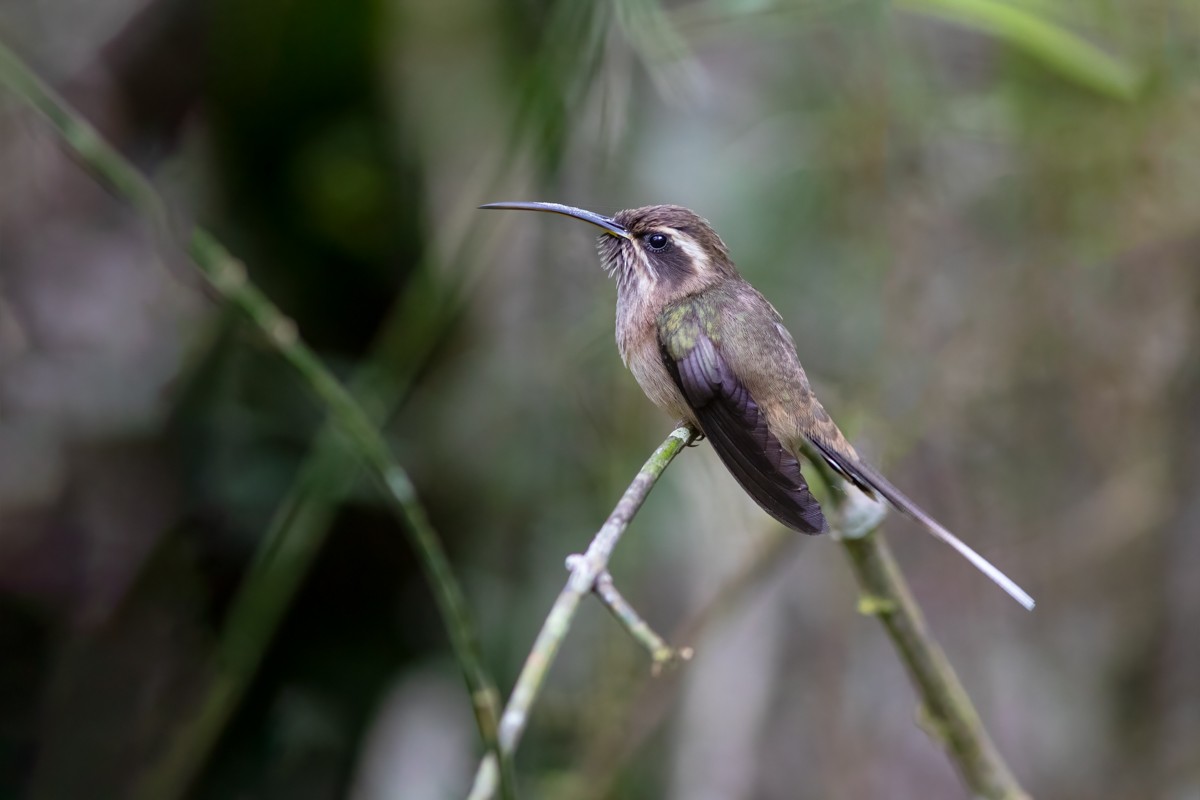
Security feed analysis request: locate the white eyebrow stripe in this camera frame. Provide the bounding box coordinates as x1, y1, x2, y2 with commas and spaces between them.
668, 228, 711, 275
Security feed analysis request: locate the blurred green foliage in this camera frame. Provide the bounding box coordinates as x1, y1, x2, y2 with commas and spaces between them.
1, 0, 1199, 798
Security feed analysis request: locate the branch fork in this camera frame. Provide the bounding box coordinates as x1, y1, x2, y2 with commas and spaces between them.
0, 42, 1028, 800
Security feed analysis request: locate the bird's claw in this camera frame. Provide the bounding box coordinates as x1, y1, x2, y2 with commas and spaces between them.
674, 420, 705, 446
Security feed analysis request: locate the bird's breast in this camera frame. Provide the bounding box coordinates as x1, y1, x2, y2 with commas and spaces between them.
616, 299, 693, 421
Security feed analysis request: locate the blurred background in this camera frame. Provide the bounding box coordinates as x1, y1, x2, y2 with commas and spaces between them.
1, 0, 1198, 798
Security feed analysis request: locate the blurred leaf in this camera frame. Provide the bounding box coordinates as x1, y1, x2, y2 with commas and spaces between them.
613, 0, 703, 102
900, 0, 1144, 100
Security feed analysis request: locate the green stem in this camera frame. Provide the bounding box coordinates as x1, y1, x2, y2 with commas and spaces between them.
807, 455, 1029, 800
0, 38, 510, 800
141, 219, 475, 794
840, 530, 1029, 799
467, 425, 696, 800
594, 570, 691, 672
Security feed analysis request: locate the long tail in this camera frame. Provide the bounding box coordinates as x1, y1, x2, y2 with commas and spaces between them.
809, 437, 1035, 610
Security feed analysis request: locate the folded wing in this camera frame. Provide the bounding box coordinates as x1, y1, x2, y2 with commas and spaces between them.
661, 328, 827, 534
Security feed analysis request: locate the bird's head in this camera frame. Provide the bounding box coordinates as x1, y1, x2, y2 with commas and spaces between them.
481, 201, 738, 302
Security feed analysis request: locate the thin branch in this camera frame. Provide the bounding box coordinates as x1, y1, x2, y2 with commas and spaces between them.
467, 425, 697, 800
593, 570, 693, 674
467, 425, 1027, 800
576, 472, 1029, 800
570, 526, 802, 800
838, 529, 1028, 798
815, 463, 1030, 800
133, 238, 478, 796
0, 40, 511, 800
186, 238, 508, 773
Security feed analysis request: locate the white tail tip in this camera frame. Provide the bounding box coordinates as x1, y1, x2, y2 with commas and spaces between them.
929, 520, 1035, 610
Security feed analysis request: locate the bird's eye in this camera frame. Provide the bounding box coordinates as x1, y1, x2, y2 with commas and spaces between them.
646, 232, 670, 252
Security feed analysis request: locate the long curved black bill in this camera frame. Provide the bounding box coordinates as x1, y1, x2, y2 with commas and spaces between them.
480, 201, 631, 239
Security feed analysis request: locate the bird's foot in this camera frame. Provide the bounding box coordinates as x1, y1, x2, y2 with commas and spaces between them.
675, 419, 705, 446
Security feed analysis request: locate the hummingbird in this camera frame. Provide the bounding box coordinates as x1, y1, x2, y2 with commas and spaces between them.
481, 201, 1033, 610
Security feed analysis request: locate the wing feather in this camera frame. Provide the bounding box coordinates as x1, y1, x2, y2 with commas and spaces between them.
661, 328, 827, 534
